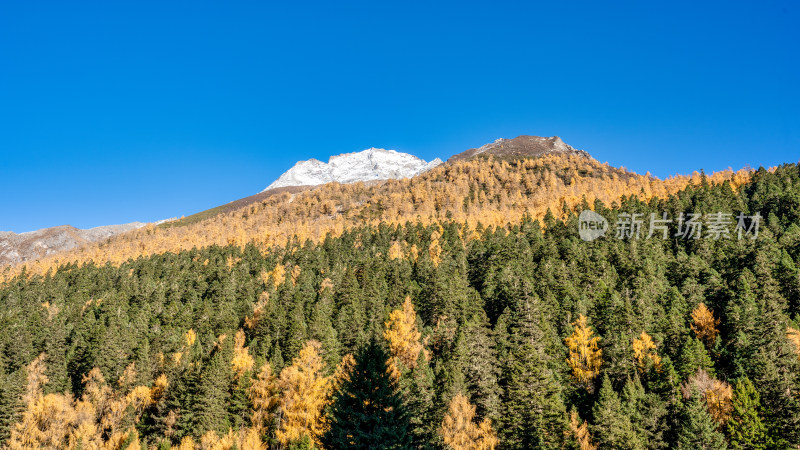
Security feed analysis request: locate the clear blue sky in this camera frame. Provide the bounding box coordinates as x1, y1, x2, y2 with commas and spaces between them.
1, 0, 797, 232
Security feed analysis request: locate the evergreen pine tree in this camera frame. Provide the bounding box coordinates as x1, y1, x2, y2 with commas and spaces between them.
676, 389, 727, 450
192, 337, 233, 436
460, 314, 501, 424
500, 296, 567, 449
323, 338, 412, 449
401, 350, 436, 448
677, 336, 715, 380
591, 375, 643, 450
726, 377, 771, 450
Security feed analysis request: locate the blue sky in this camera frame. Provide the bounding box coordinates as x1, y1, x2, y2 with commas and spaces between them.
1, 0, 797, 232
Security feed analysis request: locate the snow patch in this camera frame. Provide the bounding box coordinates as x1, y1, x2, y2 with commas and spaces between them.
264, 148, 443, 191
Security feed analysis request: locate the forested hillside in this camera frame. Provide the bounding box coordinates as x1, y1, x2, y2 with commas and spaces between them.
3, 154, 750, 282
1, 159, 799, 449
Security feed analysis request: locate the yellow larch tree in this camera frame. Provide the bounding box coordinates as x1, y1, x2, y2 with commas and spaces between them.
231, 329, 255, 379
429, 238, 443, 267
263, 264, 286, 290
681, 369, 733, 425
8, 354, 76, 449
568, 410, 597, 450
276, 340, 332, 447
193, 428, 265, 450
691, 303, 720, 349
632, 331, 662, 373
565, 314, 603, 389
249, 362, 280, 437
441, 393, 499, 450
177, 435, 196, 450
788, 326, 800, 360
384, 297, 424, 378
185, 328, 197, 346
388, 240, 405, 260
8, 355, 153, 450
245, 292, 270, 330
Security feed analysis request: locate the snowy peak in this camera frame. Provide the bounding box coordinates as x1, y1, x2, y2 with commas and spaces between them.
264, 148, 442, 191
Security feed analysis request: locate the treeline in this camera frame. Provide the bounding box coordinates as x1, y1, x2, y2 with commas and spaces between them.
0, 163, 799, 448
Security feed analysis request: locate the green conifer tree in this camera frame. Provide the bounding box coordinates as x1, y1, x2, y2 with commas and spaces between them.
677, 389, 728, 450
323, 338, 412, 449
500, 296, 567, 449
726, 377, 771, 450
677, 336, 715, 380
591, 375, 644, 450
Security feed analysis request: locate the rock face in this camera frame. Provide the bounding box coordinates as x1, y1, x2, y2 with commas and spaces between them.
0, 222, 146, 265
448, 135, 589, 162
264, 148, 443, 191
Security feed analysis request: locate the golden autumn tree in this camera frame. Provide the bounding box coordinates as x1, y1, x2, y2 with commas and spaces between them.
788, 326, 800, 360
177, 435, 197, 450
632, 331, 662, 373
388, 240, 405, 260
277, 340, 331, 447
331, 353, 356, 391
384, 297, 424, 378
429, 237, 443, 267
231, 329, 255, 379
565, 314, 603, 389
441, 393, 499, 450
262, 264, 286, 289
8, 353, 76, 449
245, 292, 270, 330
8, 355, 150, 450
568, 410, 597, 450
691, 303, 720, 349
249, 363, 280, 437
681, 369, 733, 425
193, 428, 264, 450
71, 366, 142, 447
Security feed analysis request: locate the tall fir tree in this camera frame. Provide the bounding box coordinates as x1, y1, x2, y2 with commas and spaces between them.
726, 377, 771, 450
323, 338, 413, 449
676, 389, 728, 450
500, 296, 567, 449
590, 375, 643, 450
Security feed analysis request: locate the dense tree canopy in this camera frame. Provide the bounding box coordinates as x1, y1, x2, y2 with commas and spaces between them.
0, 160, 799, 448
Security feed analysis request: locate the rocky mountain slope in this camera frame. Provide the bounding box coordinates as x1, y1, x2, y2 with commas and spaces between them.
0, 222, 146, 265
264, 147, 442, 191
448, 135, 589, 162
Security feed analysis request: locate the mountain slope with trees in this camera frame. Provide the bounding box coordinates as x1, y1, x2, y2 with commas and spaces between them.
3, 149, 750, 282
0, 160, 798, 448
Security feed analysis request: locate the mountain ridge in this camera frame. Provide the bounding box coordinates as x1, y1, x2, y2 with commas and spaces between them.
0, 222, 146, 265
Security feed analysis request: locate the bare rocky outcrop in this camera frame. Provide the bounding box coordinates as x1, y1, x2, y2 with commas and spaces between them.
447, 135, 589, 163
0, 222, 146, 265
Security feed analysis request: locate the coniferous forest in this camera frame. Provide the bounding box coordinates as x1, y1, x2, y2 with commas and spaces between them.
2, 161, 800, 449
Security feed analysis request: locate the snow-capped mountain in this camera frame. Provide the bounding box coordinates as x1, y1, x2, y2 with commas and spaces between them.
264, 148, 443, 191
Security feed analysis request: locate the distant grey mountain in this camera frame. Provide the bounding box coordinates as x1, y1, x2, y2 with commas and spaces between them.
448, 135, 589, 162
0, 222, 146, 265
